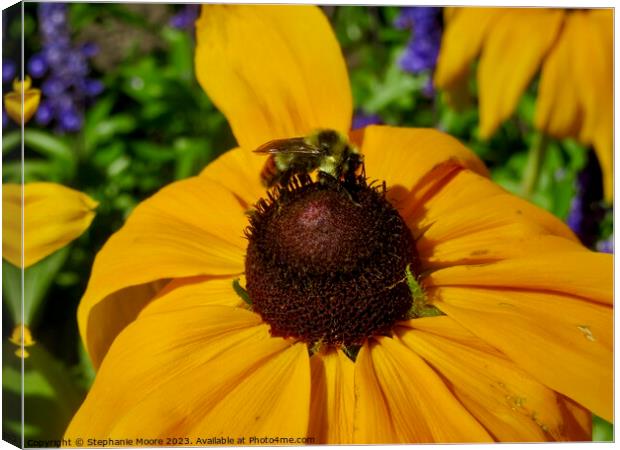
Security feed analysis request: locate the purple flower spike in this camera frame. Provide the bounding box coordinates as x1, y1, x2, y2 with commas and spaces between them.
35, 101, 54, 126
169, 4, 200, 29
59, 107, 82, 132
3, 59, 16, 83
352, 112, 383, 130
395, 7, 443, 74
566, 150, 606, 248
42, 77, 66, 96
84, 79, 104, 97
80, 42, 99, 58
34, 2, 103, 132
28, 53, 49, 78
596, 235, 613, 254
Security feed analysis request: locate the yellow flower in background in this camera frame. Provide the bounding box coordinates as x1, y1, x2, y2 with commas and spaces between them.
65, 5, 611, 444
9, 323, 36, 358
4, 76, 41, 124
434, 8, 613, 201
3, 183, 98, 268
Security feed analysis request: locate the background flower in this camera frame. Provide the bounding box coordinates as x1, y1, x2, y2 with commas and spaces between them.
434, 8, 613, 202
31, 3, 102, 132
395, 7, 442, 96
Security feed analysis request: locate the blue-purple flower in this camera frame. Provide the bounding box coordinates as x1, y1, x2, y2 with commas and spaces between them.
3, 59, 16, 83
169, 4, 200, 29
566, 150, 606, 248
395, 7, 443, 79
596, 235, 613, 254
29, 3, 102, 132
351, 111, 382, 130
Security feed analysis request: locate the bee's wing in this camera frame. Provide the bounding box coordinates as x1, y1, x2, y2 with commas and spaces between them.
254, 138, 322, 155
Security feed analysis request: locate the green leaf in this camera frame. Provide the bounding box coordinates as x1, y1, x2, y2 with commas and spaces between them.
2, 247, 71, 327
133, 141, 177, 162
363, 50, 419, 113
2, 130, 21, 155
83, 95, 116, 154
4, 160, 68, 183
593, 415, 613, 442
174, 137, 212, 179
162, 27, 193, 82
24, 130, 74, 164
3, 341, 84, 444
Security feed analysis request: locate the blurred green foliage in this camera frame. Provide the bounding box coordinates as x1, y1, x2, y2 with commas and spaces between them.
1, 4, 612, 445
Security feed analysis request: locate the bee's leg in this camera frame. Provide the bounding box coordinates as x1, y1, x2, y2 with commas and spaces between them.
319, 171, 362, 206
278, 170, 294, 188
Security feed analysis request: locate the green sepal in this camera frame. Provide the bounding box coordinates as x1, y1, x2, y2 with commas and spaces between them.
232, 278, 252, 306
405, 264, 444, 319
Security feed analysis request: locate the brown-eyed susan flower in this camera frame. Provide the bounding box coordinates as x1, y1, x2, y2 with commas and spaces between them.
434, 8, 613, 202
2, 182, 98, 268
65, 5, 612, 443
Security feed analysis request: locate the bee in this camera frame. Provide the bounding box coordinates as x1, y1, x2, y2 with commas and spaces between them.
254, 129, 363, 187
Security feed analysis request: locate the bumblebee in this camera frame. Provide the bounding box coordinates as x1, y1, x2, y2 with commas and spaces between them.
254, 129, 363, 187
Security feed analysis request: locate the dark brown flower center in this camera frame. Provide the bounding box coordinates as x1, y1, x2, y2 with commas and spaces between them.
245, 176, 416, 346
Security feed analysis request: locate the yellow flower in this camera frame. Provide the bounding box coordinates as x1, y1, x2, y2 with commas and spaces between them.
434, 8, 613, 202
3, 183, 98, 268
65, 5, 612, 443
4, 76, 41, 124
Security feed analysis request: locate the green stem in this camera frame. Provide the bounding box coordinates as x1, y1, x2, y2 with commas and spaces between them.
521, 133, 549, 199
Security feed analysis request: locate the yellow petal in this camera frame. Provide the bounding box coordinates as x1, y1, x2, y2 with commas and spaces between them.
353, 340, 398, 443
477, 9, 565, 138
200, 147, 266, 208
534, 14, 583, 139
434, 8, 503, 93
4, 77, 41, 124
66, 301, 302, 439
78, 176, 248, 367
149, 276, 246, 313
420, 233, 584, 271
308, 348, 355, 444
398, 318, 589, 441
571, 10, 613, 202
535, 10, 613, 202
3, 183, 97, 268
195, 5, 352, 150
569, 11, 612, 145
80, 280, 169, 371
354, 337, 492, 443
425, 248, 612, 305
414, 169, 579, 241
411, 170, 578, 269
429, 286, 613, 421
397, 315, 503, 356
361, 126, 488, 214
190, 343, 310, 439
593, 115, 613, 203
559, 396, 592, 440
